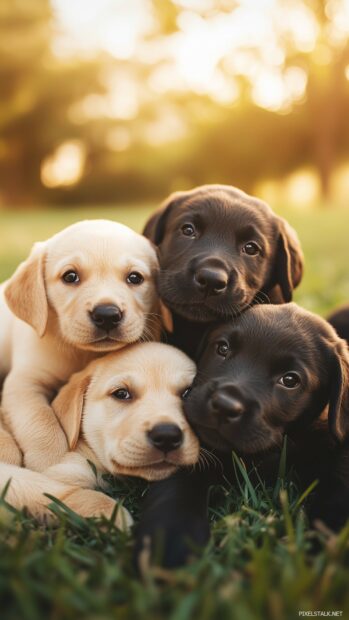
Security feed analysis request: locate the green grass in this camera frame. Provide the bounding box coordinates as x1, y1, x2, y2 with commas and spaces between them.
2, 458, 349, 620
1, 203, 349, 619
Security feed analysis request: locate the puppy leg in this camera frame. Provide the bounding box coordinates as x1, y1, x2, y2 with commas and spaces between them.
61, 487, 133, 531
44, 451, 103, 488
2, 372, 68, 471
0, 415, 22, 466
0, 464, 132, 530
44, 451, 133, 529
135, 468, 211, 570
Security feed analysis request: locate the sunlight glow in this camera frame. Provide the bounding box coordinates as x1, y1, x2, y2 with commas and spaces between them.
50, 0, 346, 120
51, 0, 154, 58
41, 141, 86, 187
143, 109, 187, 145
106, 127, 132, 151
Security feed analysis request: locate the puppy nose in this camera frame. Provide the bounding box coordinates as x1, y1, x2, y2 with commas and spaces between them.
210, 392, 245, 421
194, 268, 228, 295
147, 424, 183, 453
90, 304, 123, 331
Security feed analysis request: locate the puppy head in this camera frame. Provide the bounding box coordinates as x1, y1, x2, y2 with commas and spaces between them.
5, 220, 160, 350
52, 342, 199, 481
184, 303, 349, 454
143, 185, 303, 322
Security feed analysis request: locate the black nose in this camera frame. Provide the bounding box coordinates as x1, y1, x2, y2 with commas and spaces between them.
90, 304, 123, 332
194, 267, 228, 295
210, 392, 245, 421
147, 424, 183, 453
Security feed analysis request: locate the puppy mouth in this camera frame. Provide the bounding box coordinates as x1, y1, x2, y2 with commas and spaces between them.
193, 424, 234, 452
193, 418, 280, 455
111, 457, 178, 480
74, 337, 127, 352
162, 296, 248, 322
112, 457, 179, 470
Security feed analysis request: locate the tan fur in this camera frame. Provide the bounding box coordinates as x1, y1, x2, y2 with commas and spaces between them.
0, 413, 22, 466
0, 463, 132, 529
0, 343, 199, 527
0, 220, 160, 471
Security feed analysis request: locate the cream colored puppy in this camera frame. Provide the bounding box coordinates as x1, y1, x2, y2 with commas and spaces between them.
0, 220, 160, 471
0, 343, 199, 526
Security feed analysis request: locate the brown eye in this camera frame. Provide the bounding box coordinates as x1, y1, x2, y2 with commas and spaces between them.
127, 272, 144, 285
112, 388, 132, 400
242, 242, 260, 256
62, 270, 80, 284
216, 342, 229, 357
181, 223, 195, 237
278, 372, 301, 389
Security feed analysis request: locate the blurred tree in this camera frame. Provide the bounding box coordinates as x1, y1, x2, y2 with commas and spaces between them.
1, 0, 349, 207
0, 0, 104, 206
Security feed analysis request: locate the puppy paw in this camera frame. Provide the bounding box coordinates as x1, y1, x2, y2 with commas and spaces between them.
61, 487, 133, 531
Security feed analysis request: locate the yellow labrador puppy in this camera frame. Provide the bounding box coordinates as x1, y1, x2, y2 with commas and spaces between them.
0, 220, 160, 471
0, 343, 199, 527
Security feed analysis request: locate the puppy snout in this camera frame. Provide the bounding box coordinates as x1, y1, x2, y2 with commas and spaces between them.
147, 424, 183, 453
194, 267, 228, 295
90, 304, 123, 332
210, 390, 245, 421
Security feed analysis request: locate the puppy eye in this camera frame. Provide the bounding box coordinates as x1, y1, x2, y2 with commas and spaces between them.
216, 341, 229, 357
112, 388, 132, 400
126, 272, 144, 285
242, 241, 260, 256
278, 372, 301, 389
62, 270, 80, 284
181, 223, 196, 237
181, 386, 192, 399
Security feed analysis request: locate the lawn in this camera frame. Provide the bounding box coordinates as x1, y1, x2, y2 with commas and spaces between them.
0, 203, 349, 620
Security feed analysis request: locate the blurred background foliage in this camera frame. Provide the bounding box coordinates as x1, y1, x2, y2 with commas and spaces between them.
1, 0, 349, 209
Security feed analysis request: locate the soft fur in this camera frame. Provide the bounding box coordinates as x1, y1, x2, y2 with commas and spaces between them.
136, 303, 349, 568
0, 342, 199, 526
0, 220, 160, 471
327, 303, 349, 345
143, 184, 303, 357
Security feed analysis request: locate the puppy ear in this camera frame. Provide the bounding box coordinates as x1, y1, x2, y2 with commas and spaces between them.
4, 242, 48, 337
328, 340, 349, 442
52, 371, 92, 450
143, 191, 188, 245
272, 218, 304, 303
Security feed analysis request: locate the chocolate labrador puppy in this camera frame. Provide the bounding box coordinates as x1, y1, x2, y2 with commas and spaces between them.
135, 303, 349, 568
143, 185, 304, 357
328, 304, 349, 345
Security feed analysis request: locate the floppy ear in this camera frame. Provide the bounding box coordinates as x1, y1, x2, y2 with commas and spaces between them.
328, 340, 349, 443
142, 191, 188, 245
52, 371, 92, 450
4, 242, 48, 337
271, 218, 304, 303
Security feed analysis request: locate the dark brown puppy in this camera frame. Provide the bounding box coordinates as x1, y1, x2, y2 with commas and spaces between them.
328, 304, 349, 345
143, 185, 303, 356
135, 303, 349, 568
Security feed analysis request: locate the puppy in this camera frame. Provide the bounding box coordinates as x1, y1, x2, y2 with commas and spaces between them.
136, 303, 349, 567
0, 220, 160, 471
0, 342, 199, 525
327, 304, 349, 345
143, 185, 303, 356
